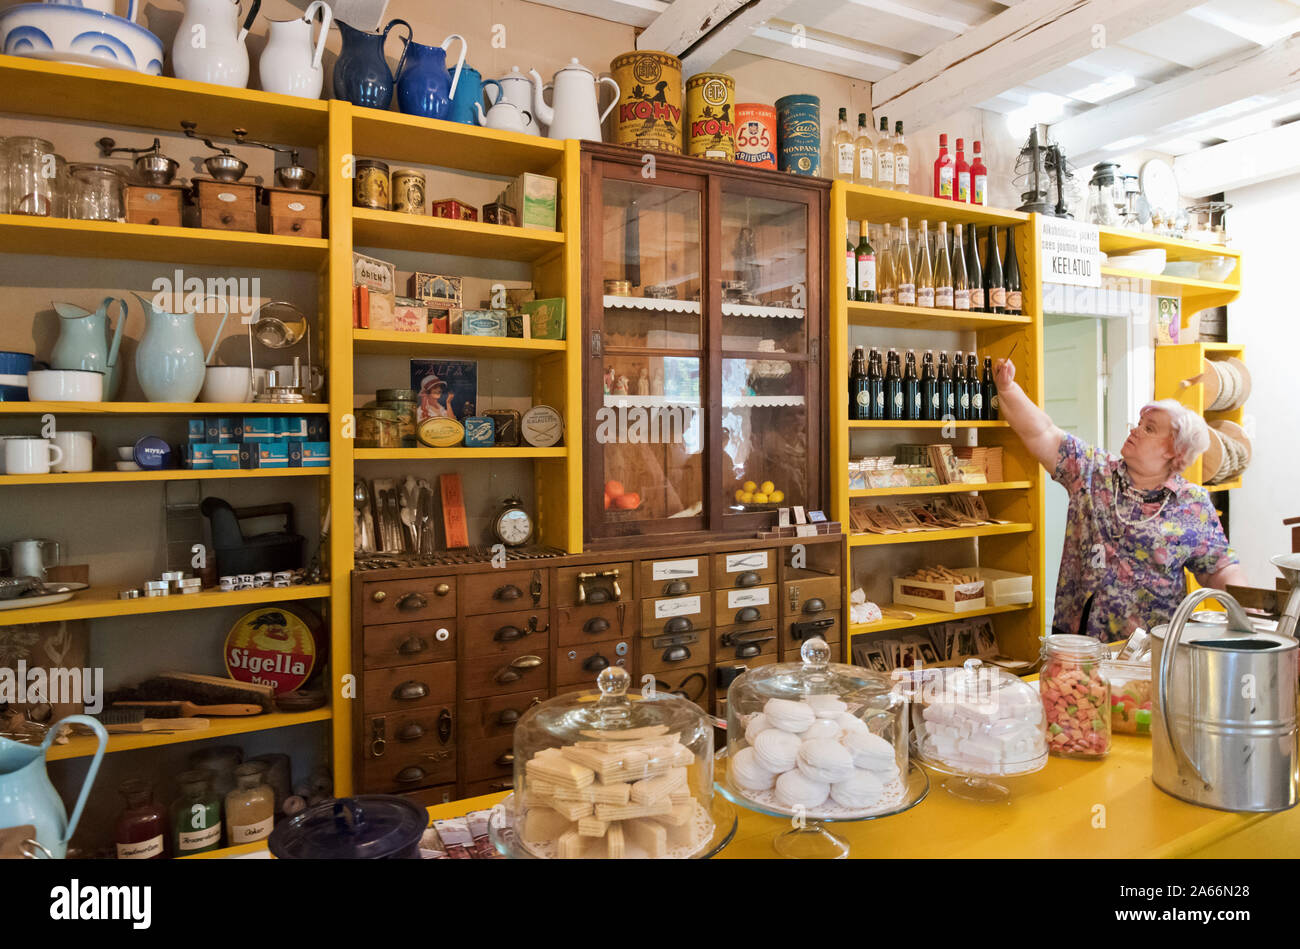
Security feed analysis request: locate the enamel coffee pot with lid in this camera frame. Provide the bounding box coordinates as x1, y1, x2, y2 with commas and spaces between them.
529, 59, 620, 142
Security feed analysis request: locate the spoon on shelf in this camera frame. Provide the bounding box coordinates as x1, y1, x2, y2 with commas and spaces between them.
354, 481, 371, 552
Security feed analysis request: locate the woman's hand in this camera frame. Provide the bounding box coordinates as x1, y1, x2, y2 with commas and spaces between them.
994, 357, 1016, 391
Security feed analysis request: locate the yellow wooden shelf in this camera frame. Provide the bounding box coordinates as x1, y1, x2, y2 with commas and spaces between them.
848, 419, 1009, 429
47, 708, 332, 762
847, 300, 1032, 330
1101, 267, 1239, 308
1097, 226, 1241, 263
843, 185, 1030, 228
352, 208, 564, 262
0, 215, 329, 269
849, 480, 1032, 497
0, 54, 329, 146
353, 330, 566, 358
179, 840, 269, 859
1206, 478, 1242, 492
354, 447, 567, 461
848, 522, 1033, 546
351, 107, 565, 177
0, 468, 327, 486
0, 401, 329, 415
0, 583, 330, 626
849, 601, 1032, 636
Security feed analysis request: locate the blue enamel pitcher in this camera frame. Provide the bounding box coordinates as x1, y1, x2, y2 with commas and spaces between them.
332, 17, 412, 110
0, 715, 107, 858
395, 33, 466, 120
51, 297, 127, 400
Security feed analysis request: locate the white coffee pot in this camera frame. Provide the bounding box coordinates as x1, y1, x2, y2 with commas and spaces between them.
172, 0, 261, 88
259, 0, 331, 99
474, 99, 533, 135
492, 66, 541, 136
529, 58, 619, 142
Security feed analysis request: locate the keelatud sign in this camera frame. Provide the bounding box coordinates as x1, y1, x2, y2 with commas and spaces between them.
1039, 218, 1101, 287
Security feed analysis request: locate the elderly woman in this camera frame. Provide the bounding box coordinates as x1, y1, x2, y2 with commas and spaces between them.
993, 358, 1247, 642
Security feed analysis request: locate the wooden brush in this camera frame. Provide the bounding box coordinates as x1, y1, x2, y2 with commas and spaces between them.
94, 708, 212, 733
128, 673, 274, 713
113, 700, 262, 717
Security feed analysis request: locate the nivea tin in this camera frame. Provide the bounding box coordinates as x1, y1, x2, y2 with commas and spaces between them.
775, 94, 821, 176
734, 103, 777, 169
686, 73, 735, 160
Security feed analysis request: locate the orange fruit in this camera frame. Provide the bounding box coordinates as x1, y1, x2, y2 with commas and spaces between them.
615, 492, 641, 509
605, 480, 625, 497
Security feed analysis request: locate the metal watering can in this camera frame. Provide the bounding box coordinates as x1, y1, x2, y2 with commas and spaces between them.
0, 715, 107, 858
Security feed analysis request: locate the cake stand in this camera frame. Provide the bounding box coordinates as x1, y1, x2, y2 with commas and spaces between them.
912, 749, 1046, 803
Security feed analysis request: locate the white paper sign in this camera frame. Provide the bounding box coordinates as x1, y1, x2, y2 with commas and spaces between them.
654, 595, 701, 618
728, 587, 770, 609
725, 551, 768, 572
1040, 218, 1101, 287
652, 559, 699, 581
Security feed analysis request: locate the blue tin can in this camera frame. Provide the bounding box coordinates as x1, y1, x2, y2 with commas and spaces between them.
775, 94, 821, 176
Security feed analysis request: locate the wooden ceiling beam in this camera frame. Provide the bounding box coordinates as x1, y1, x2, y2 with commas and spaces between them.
635, 0, 800, 75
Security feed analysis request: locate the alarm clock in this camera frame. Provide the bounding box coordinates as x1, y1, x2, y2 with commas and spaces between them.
493, 496, 533, 547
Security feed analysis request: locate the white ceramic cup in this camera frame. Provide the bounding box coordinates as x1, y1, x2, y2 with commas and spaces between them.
200, 366, 253, 403
26, 369, 104, 402
5, 437, 64, 475
51, 430, 94, 473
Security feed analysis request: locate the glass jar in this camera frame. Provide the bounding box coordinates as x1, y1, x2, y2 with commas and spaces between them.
1040, 634, 1111, 758
115, 778, 167, 859
375, 388, 417, 446
225, 762, 276, 844
510, 666, 716, 859
1101, 658, 1152, 736
6, 137, 59, 217
1087, 162, 1123, 227
249, 753, 292, 814
356, 407, 400, 448
171, 769, 223, 855
67, 162, 127, 222
189, 744, 243, 798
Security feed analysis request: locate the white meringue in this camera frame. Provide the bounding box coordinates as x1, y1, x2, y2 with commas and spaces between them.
775, 769, 830, 810
753, 727, 801, 773
805, 694, 849, 719
744, 712, 773, 743
830, 769, 885, 808
796, 738, 856, 784
841, 730, 897, 773
730, 746, 777, 791
800, 719, 843, 742
763, 698, 816, 733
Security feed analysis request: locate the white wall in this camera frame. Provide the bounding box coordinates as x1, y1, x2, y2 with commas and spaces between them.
1223, 174, 1300, 586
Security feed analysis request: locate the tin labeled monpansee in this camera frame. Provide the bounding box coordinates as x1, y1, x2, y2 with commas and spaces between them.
775, 94, 821, 176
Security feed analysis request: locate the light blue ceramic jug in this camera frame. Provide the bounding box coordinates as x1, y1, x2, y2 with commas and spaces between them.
0, 715, 107, 858
132, 292, 228, 403
51, 297, 127, 400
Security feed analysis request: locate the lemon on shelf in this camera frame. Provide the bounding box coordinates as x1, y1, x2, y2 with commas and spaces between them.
743, 480, 757, 493
760, 480, 775, 495
751, 492, 769, 504
770, 489, 785, 503
739, 491, 754, 504
734, 488, 747, 502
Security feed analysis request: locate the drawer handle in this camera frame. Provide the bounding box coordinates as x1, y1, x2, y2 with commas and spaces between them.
497, 708, 520, 727
489, 781, 513, 792
496, 751, 515, 767
435, 583, 451, 596
803, 597, 826, 615
495, 584, 522, 601
583, 617, 610, 635
735, 606, 761, 624
495, 625, 525, 642
583, 653, 609, 672
736, 571, 761, 588
664, 616, 693, 635
393, 681, 429, 701
397, 592, 427, 612
527, 614, 549, 634
398, 723, 425, 741
398, 635, 428, 655
662, 644, 691, 663
736, 643, 762, 659
720, 627, 775, 647
395, 766, 427, 785
495, 655, 542, 683
665, 579, 689, 595
531, 570, 543, 606
371, 590, 387, 603
587, 588, 610, 604
438, 708, 453, 744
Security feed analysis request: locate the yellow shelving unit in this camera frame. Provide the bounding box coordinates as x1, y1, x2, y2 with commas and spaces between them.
849, 602, 1032, 636
1154, 341, 1246, 487
353, 330, 565, 358
848, 522, 1033, 546
46, 708, 333, 762
0, 584, 331, 626
850, 480, 1032, 497
0, 468, 327, 486
0, 401, 330, 415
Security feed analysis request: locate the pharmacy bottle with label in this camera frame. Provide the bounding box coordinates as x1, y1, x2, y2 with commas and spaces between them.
115, 778, 167, 859
172, 769, 224, 855
226, 762, 276, 845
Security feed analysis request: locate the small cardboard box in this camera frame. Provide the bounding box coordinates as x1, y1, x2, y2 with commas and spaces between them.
431, 199, 477, 222
460, 309, 507, 336
522, 298, 565, 340
408, 272, 461, 307
353, 252, 395, 292
962, 567, 1033, 606
505, 173, 557, 231
892, 575, 987, 613
393, 297, 428, 333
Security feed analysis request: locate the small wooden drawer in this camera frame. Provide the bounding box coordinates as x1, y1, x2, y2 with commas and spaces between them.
397, 784, 456, 809
463, 568, 548, 614
712, 584, 777, 626
556, 602, 632, 646
462, 777, 514, 798
715, 623, 779, 663
462, 650, 548, 700
641, 663, 710, 711
556, 640, 631, 688
125, 183, 183, 227
362, 619, 455, 669
711, 548, 777, 589
363, 744, 457, 793
195, 180, 258, 232
781, 574, 842, 615
638, 556, 709, 597
266, 187, 324, 237
362, 707, 455, 762
363, 662, 457, 714
362, 576, 456, 624
556, 562, 632, 607
462, 608, 551, 660
779, 611, 841, 655
638, 631, 709, 674
460, 690, 547, 742
465, 733, 518, 783
639, 593, 711, 637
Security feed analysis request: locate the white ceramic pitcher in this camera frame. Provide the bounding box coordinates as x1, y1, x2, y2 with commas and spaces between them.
530, 58, 619, 142
172, 0, 261, 88
492, 66, 541, 136
259, 0, 331, 98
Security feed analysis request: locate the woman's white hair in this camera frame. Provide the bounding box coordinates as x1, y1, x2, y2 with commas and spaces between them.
1139, 399, 1209, 472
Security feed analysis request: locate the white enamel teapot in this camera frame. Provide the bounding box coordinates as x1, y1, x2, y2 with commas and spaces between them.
529, 58, 619, 142
492, 66, 541, 136
474, 98, 533, 134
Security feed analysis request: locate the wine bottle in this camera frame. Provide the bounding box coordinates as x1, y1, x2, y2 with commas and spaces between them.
1004, 227, 1022, 315
846, 230, 857, 301
885, 348, 904, 421
934, 221, 954, 309
854, 113, 875, 186
895, 218, 916, 306
982, 355, 998, 421
952, 223, 970, 311
953, 350, 968, 421
921, 350, 938, 421
867, 348, 884, 420
849, 345, 869, 421
893, 121, 910, 193
971, 140, 987, 206
915, 220, 935, 308
955, 138, 971, 203
832, 107, 855, 182
984, 225, 1005, 314
938, 351, 954, 421
903, 350, 921, 420
933, 133, 954, 200
877, 223, 896, 305
855, 219, 876, 303
967, 352, 982, 419
967, 224, 984, 312
876, 117, 894, 188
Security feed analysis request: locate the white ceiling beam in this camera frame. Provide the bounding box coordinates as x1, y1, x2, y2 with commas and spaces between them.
1052, 32, 1300, 165
737, 23, 907, 80
1174, 119, 1300, 196
842, 0, 971, 34
522, 0, 668, 29
635, 0, 799, 75
869, 0, 1205, 132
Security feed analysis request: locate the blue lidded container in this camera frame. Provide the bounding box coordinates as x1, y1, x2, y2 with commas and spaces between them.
775, 94, 821, 176
133, 435, 173, 470
0, 351, 34, 400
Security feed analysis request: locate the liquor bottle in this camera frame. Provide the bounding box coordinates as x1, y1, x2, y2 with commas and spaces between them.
903, 350, 921, 420
876, 117, 894, 188
933, 133, 954, 199
868, 348, 885, 420
915, 220, 934, 308
846, 229, 857, 301
849, 345, 870, 421
952, 223, 971, 311
982, 356, 999, 421
955, 138, 971, 203
855, 219, 876, 302
854, 112, 875, 186
832, 107, 855, 182
1004, 227, 1022, 315
895, 218, 916, 306
921, 350, 939, 421
953, 350, 969, 421
934, 221, 954, 308
984, 225, 1006, 314
885, 348, 904, 420
967, 224, 985, 312
967, 353, 983, 419
971, 140, 988, 206
893, 121, 910, 193
937, 351, 955, 420
877, 223, 896, 305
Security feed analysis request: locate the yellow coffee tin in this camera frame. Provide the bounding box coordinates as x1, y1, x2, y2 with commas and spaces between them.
686, 72, 736, 160
611, 50, 683, 153
417, 416, 465, 448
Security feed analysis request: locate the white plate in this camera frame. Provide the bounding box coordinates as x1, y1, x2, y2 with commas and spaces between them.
44, 581, 89, 592
0, 591, 73, 610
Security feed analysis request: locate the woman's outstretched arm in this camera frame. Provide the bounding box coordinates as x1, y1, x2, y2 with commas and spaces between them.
993, 357, 1064, 472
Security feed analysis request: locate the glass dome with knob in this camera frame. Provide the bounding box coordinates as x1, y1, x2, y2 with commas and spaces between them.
489, 665, 737, 859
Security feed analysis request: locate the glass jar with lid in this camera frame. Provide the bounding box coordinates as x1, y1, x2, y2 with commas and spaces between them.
6, 137, 59, 217
356, 407, 401, 448
115, 778, 167, 859
171, 769, 223, 855
1040, 634, 1111, 758
1087, 161, 1123, 227
226, 761, 276, 845
67, 163, 127, 222
496, 665, 731, 859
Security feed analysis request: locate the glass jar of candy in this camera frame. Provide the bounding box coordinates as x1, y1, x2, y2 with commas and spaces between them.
1040, 634, 1111, 758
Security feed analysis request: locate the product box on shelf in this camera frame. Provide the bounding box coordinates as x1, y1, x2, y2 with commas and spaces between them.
505, 173, 557, 231
242, 417, 278, 442
506, 313, 529, 339
393, 297, 428, 333
357, 285, 396, 331
240, 443, 289, 468
892, 573, 987, 614
963, 567, 1032, 606
522, 298, 566, 340
189, 419, 206, 442
212, 444, 240, 469
431, 199, 478, 221
461, 309, 507, 336
483, 200, 516, 226
408, 273, 461, 309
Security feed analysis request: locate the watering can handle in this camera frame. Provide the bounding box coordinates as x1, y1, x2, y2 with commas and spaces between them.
304, 0, 332, 70
440, 34, 467, 103
383, 18, 413, 82
598, 76, 621, 125
202, 294, 231, 367
41, 715, 108, 846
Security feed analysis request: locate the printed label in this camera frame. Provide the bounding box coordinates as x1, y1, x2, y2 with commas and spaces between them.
972, 391, 984, 413
847, 252, 856, 290
145, 192, 160, 202
878, 153, 894, 185
960, 392, 970, 411
893, 391, 904, 414
958, 172, 971, 202
856, 257, 876, 294
938, 165, 954, 198
974, 174, 987, 205
876, 391, 885, 411
913, 392, 922, 416
179, 823, 222, 852
837, 143, 855, 176
230, 816, 274, 842
652, 559, 699, 581
217, 192, 237, 203
1007, 290, 1023, 310
895, 156, 910, 187
725, 551, 768, 572
935, 287, 953, 308
288, 201, 306, 212
897, 283, 916, 305
989, 286, 1007, 308
116, 835, 164, 859
917, 286, 935, 308
728, 587, 770, 609
954, 288, 971, 310
858, 149, 874, 180
855, 391, 870, 407
969, 287, 985, 310
930, 392, 941, 413
880, 287, 896, 305
654, 595, 701, 618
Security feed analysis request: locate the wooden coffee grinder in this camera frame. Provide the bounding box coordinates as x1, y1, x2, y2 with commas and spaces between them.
183, 122, 258, 232
96, 136, 185, 227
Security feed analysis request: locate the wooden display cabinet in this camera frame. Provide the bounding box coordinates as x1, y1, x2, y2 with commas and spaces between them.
580, 142, 830, 545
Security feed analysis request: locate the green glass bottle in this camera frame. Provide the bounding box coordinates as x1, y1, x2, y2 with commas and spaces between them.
171, 769, 223, 856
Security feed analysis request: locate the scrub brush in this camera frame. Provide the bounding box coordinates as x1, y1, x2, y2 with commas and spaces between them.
114, 673, 274, 713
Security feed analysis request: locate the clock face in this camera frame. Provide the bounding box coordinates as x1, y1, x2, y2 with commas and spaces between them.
496, 508, 532, 546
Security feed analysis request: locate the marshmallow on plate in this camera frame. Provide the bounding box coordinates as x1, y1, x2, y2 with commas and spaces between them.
775, 769, 830, 810
796, 739, 855, 784
752, 728, 802, 773
763, 698, 816, 733
830, 769, 884, 809
730, 746, 777, 791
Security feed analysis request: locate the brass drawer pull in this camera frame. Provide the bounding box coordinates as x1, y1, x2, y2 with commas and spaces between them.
495, 584, 522, 601
495, 625, 524, 642
583, 616, 610, 635
393, 681, 429, 701
438, 708, 453, 743
398, 723, 424, 741
735, 606, 761, 624
583, 653, 609, 673
371, 590, 387, 602
803, 597, 827, 614
398, 635, 427, 655
397, 592, 427, 612
435, 583, 451, 596
495, 751, 515, 767
665, 579, 689, 595
736, 571, 761, 588
495, 655, 542, 684
395, 766, 427, 784
497, 708, 520, 727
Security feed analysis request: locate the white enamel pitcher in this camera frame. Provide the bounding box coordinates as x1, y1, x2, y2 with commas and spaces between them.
172, 0, 261, 88
0, 716, 108, 858
259, 0, 331, 99
530, 58, 619, 142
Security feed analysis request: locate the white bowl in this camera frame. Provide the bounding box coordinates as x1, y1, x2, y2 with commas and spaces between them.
27, 368, 103, 402
116, 446, 134, 461
1106, 249, 1167, 275
199, 366, 253, 404
115, 460, 142, 471
1162, 261, 1200, 278
1199, 256, 1235, 282
0, 2, 163, 73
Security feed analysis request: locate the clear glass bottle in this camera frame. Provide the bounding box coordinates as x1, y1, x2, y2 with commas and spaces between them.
915, 220, 934, 308
115, 779, 167, 859
226, 762, 276, 845
877, 223, 896, 305
1039, 635, 1111, 759
832, 107, 855, 182
952, 224, 970, 311
876, 117, 894, 188
893, 121, 910, 193
853, 112, 875, 186
895, 218, 915, 306
171, 769, 223, 856
846, 229, 857, 301
934, 221, 954, 309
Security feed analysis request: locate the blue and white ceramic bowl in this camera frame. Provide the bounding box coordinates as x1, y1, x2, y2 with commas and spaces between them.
0, 3, 163, 74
